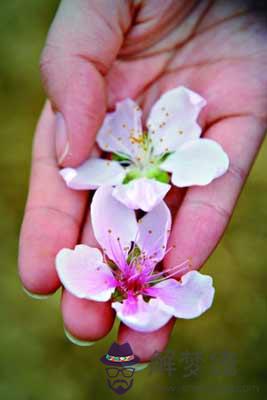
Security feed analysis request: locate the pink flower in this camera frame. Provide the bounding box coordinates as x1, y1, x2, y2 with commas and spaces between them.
55, 186, 215, 332
60, 86, 229, 212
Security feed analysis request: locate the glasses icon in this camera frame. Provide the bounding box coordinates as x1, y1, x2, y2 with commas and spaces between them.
106, 367, 135, 378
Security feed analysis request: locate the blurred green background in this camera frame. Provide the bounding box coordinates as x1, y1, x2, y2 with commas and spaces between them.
0, 1, 266, 399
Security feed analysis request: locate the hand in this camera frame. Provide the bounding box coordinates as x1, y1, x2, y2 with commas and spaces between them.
19, 0, 267, 361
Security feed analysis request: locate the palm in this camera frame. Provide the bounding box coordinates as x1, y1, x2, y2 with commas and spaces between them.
109, 4, 267, 122
106, 3, 267, 273
19, 1, 267, 361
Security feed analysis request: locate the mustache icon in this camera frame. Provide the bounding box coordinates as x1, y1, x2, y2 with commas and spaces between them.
108, 378, 133, 394
112, 379, 130, 387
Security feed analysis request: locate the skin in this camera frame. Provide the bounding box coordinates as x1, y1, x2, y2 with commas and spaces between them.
19, 0, 267, 361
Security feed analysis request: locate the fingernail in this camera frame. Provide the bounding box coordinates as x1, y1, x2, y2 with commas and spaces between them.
132, 363, 149, 371
22, 286, 51, 300
55, 112, 69, 164
64, 328, 96, 347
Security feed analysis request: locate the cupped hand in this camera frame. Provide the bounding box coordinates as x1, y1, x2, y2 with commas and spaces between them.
19, 0, 267, 361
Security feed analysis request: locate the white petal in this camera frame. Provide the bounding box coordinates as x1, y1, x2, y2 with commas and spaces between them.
55, 245, 116, 301
161, 138, 229, 187
96, 99, 143, 159
147, 86, 206, 155
151, 271, 215, 319
91, 185, 138, 263
136, 201, 171, 263
112, 295, 172, 332
60, 158, 125, 190
112, 178, 171, 212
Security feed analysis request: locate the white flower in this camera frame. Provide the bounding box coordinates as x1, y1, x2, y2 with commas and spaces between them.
60, 86, 229, 211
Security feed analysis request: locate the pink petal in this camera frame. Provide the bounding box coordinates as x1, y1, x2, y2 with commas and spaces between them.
96, 99, 143, 159
147, 86, 206, 155
136, 201, 171, 263
112, 178, 171, 212
60, 158, 125, 190
55, 245, 116, 301
146, 271, 215, 319
91, 185, 138, 263
161, 138, 229, 187
112, 295, 172, 332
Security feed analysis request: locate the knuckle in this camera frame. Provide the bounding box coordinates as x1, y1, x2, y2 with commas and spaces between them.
228, 162, 247, 183
186, 199, 231, 221
39, 42, 63, 83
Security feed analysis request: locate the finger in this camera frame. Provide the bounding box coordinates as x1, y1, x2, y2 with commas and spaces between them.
165, 115, 266, 272
164, 186, 186, 219
40, 0, 131, 166
19, 102, 88, 294
61, 291, 115, 342
118, 319, 175, 363
60, 203, 115, 341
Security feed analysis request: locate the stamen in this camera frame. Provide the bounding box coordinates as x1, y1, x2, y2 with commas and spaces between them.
140, 229, 170, 263
130, 135, 143, 144
107, 233, 126, 271
116, 236, 130, 273
127, 270, 142, 282
148, 259, 191, 283
162, 245, 176, 257
103, 250, 108, 264
152, 266, 190, 283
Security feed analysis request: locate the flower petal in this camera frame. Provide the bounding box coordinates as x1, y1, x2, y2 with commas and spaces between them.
136, 201, 171, 263
147, 86, 206, 155
112, 295, 172, 332
60, 158, 126, 190
146, 271, 215, 319
91, 185, 138, 263
112, 178, 171, 212
55, 245, 117, 301
161, 138, 229, 187
96, 99, 143, 159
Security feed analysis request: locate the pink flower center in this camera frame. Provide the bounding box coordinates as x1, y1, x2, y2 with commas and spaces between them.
108, 244, 190, 301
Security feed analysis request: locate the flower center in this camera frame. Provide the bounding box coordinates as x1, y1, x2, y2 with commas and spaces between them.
109, 245, 153, 300
109, 241, 191, 303
113, 131, 170, 184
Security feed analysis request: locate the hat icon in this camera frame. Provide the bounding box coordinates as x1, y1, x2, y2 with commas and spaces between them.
100, 342, 140, 367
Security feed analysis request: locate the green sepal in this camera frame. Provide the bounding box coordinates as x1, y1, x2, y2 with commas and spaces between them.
123, 169, 142, 184
158, 152, 172, 163
111, 288, 124, 303
146, 167, 170, 183
107, 260, 118, 270
127, 245, 141, 263
112, 152, 130, 162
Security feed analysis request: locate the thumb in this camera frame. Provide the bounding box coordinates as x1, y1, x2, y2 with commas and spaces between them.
40, 0, 132, 166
